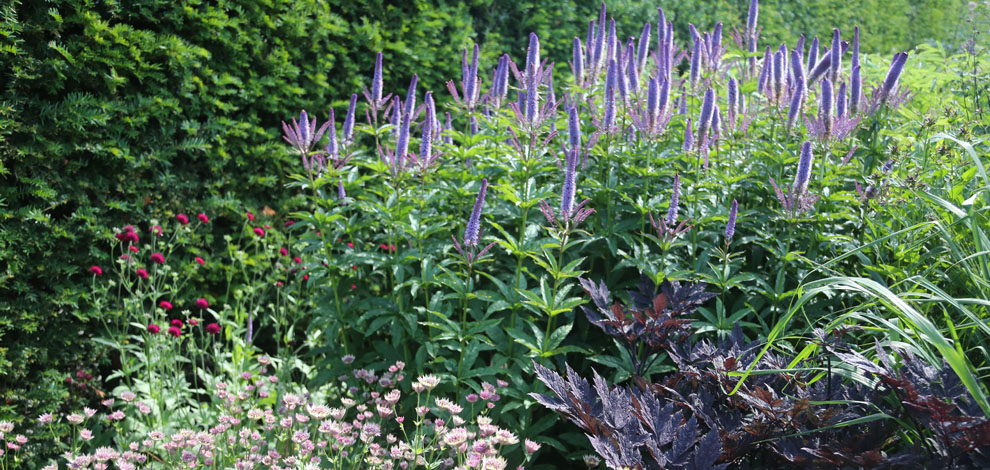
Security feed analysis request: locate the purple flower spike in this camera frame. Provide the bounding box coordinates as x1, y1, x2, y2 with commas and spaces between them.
881, 52, 909, 102
607, 18, 617, 64
338, 179, 346, 201
467, 43, 480, 107
560, 145, 578, 219
443, 112, 453, 146
725, 199, 738, 241
786, 79, 805, 132
464, 178, 488, 247
850, 65, 862, 115
697, 88, 715, 144
343, 94, 357, 145
666, 173, 680, 225
683, 117, 694, 152
404, 74, 418, 118
594, 4, 606, 74
689, 40, 702, 89
637, 22, 652, 73
494, 54, 510, 106
852, 26, 860, 70
791, 49, 805, 85
794, 141, 814, 195
757, 46, 772, 94
837, 81, 848, 117
419, 102, 432, 162
807, 37, 819, 74
820, 78, 833, 137
396, 111, 411, 166
678, 86, 688, 115
568, 106, 581, 156
626, 45, 639, 96
747, 0, 759, 42
299, 110, 311, 147
772, 51, 784, 103
372, 52, 383, 107
711, 104, 721, 139
829, 29, 842, 85
572, 37, 585, 87
659, 79, 670, 119
617, 44, 631, 102
470, 115, 479, 136
647, 77, 659, 128
326, 108, 339, 158
603, 59, 617, 131
525, 33, 541, 124
425, 91, 438, 140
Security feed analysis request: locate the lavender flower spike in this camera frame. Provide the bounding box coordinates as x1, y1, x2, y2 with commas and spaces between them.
326, 108, 339, 158
747, 0, 759, 75
404, 74, 418, 118
560, 146, 578, 219
637, 22, 652, 73
793, 141, 814, 195
837, 81, 847, 117
881, 52, 909, 102
725, 199, 738, 241
568, 106, 581, 156
372, 52, 383, 107
343, 93, 358, 145
807, 37, 819, 73
829, 28, 841, 85
464, 178, 488, 247
727, 77, 739, 126
820, 78, 833, 138
572, 37, 584, 87
526, 33, 541, 124
850, 65, 862, 115
419, 100, 432, 163
683, 117, 694, 152
603, 59, 617, 131
697, 88, 715, 144
852, 26, 860, 70
666, 173, 680, 225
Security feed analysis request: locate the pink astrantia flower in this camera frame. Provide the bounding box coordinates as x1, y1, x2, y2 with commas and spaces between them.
89, 265, 103, 276
136, 268, 149, 279
195, 298, 209, 310
159, 300, 173, 310
176, 214, 189, 225
253, 227, 265, 237
197, 213, 210, 223
150, 253, 165, 264
195, 257, 205, 266
205, 323, 221, 335
147, 324, 160, 334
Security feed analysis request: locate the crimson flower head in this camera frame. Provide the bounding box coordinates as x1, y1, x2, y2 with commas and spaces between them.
195, 257, 205, 266
206, 323, 221, 335
176, 214, 189, 225
167, 326, 181, 337
159, 300, 173, 310
189, 318, 198, 326
89, 265, 103, 276
279, 247, 288, 256
197, 213, 210, 224
253, 227, 265, 237
129, 245, 139, 253
246, 212, 255, 221
294, 257, 302, 265
195, 298, 210, 310
285, 220, 295, 227
347, 242, 354, 249
150, 253, 165, 264
136, 268, 149, 279
170, 319, 184, 328
151, 225, 163, 236
147, 324, 160, 334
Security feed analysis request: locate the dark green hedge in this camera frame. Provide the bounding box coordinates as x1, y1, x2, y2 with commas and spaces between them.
0, 0, 968, 422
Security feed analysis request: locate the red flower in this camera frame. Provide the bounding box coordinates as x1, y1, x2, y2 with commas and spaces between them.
170, 319, 184, 328
279, 248, 288, 256
136, 268, 149, 279
246, 211, 255, 221
197, 213, 210, 224
159, 300, 173, 310
352, 265, 357, 270
116, 230, 139, 243
276, 281, 284, 287
89, 265, 103, 276
285, 220, 295, 227
205, 323, 221, 335
129, 245, 139, 253
167, 326, 181, 337
176, 214, 189, 225
189, 318, 199, 326
347, 242, 354, 249
150, 225, 163, 236
147, 324, 161, 334
253, 227, 265, 237
294, 257, 302, 265
379, 243, 387, 250
195, 257, 205, 266
120, 254, 131, 261
195, 298, 209, 310
150, 253, 165, 264
303, 274, 309, 281
389, 244, 396, 252
351, 284, 357, 290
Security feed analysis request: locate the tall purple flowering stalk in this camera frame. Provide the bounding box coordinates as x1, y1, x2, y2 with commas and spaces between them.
525, 33, 541, 125
829, 29, 842, 85
283, 110, 331, 174
820, 78, 834, 138
769, 141, 821, 214
807, 37, 819, 75
879, 52, 909, 104
727, 77, 739, 128
683, 117, 694, 152
453, 179, 497, 266
725, 199, 738, 242
666, 173, 680, 225
747, 0, 759, 76
850, 27, 862, 114
343, 94, 357, 146
697, 88, 715, 146
786, 50, 806, 132
603, 59, 617, 132
363, 52, 391, 119
636, 22, 651, 74
572, 37, 585, 87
